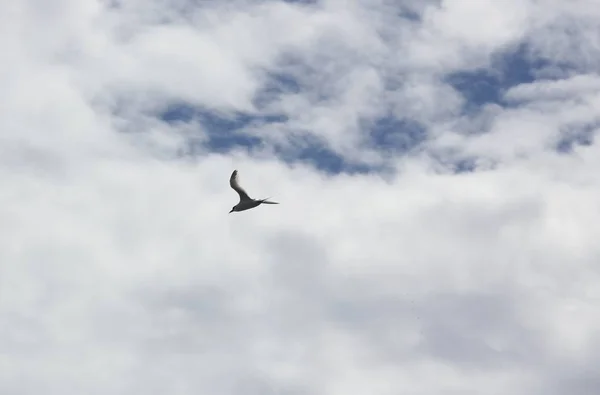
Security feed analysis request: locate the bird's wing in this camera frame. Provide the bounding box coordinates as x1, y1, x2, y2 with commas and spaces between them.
229, 170, 251, 201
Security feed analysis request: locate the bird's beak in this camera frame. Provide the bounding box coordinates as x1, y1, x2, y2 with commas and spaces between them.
229, 209, 233, 214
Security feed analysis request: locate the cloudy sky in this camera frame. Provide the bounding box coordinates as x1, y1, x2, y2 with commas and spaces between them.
2, 0, 600, 394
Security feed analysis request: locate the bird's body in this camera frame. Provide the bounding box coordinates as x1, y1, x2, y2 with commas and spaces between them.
229, 170, 279, 213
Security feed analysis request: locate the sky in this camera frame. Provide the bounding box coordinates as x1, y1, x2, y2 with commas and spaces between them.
2, 0, 600, 394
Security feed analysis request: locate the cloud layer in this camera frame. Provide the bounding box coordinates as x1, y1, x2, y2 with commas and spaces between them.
2, 0, 600, 394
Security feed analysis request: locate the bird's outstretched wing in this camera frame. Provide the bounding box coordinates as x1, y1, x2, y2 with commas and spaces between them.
229, 170, 251, 201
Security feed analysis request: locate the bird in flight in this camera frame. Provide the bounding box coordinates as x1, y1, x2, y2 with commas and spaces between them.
229, 170, 279, 213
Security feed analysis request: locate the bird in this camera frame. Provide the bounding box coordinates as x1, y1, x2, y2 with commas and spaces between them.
228, 170, 279, 213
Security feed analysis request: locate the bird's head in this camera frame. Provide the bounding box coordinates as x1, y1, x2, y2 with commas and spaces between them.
229, 207, 236, 213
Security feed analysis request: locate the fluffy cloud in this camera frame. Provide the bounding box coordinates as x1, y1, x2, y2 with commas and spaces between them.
1, 0, 600, 394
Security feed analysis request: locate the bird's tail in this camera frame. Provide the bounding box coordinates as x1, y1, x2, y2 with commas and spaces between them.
260, 197, 279, 204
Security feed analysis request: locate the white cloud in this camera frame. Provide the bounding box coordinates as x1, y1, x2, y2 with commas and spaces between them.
2, 0, 600, 394
504, 74, 600, 102
406, 0, 532, 72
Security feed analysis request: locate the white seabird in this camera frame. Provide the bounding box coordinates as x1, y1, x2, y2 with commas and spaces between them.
229, 170, 279, 213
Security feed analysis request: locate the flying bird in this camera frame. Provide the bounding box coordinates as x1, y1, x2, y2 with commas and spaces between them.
229, 170, 279, 213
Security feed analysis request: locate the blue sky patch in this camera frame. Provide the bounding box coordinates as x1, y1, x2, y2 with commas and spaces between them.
157, 42, 580, 175
367, 115, 427, 154
253, 71, 302, 109
160, 103, 377, 174
446, 44, 555, 111
556, 123, 596, 153
274, 139, 375, 174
